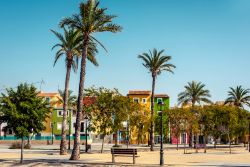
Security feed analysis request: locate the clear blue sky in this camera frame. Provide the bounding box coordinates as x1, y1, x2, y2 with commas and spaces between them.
0, 0, 250, 107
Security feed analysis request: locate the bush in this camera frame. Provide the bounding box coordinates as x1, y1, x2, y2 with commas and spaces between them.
9, 141, 31, 149
9, 142, 21, 149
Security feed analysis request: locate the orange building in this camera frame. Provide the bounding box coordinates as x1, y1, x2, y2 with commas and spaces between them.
37, 92, 61, 137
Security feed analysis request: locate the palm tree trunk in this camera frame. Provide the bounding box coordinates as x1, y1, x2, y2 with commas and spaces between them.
20, 137, 24, 163
150, 75, 156, 151
70, 36, 89, 160
60, 61, 72, 155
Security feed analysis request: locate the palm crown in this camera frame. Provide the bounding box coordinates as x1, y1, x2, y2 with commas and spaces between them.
59, 0, 122, 46
138, 48, 176, 77
51, 27, 81, 71
178, 81, 212, 107
225, 86, 250, 108
51, 27, 99, 70
57, 89, 77, 109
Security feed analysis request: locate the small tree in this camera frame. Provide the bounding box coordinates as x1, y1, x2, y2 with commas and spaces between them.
85, 87, 133, 152
0, 83, 50, 163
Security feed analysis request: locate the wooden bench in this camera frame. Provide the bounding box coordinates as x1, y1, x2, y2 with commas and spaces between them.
111, 148, 138, 164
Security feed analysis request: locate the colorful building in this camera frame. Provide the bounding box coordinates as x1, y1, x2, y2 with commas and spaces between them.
37, 92, 67, 139
127, 90, 170, 144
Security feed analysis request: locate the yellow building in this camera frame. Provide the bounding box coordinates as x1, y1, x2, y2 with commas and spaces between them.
127, 90, 151, 144
127, 90, 151, 109
37, 92, 61, 137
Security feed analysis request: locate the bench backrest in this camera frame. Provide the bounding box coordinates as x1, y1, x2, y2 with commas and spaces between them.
111, 148, 137, 155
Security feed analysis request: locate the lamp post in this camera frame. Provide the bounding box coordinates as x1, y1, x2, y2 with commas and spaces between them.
248, 116, 250, 152
68, 120, 71, 150
84, 115, 88, 153
126, 118, 129, 148
158, 101, 164, 166
51, 122, 55, 145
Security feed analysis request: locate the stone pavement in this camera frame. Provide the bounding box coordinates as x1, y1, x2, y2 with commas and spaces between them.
0, 143, 250, 166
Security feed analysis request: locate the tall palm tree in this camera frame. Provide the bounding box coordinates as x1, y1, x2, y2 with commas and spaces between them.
225, 86, 250, 108
178, 81, 212, 149
59, 0, 122, 160
51, 27, 81, 155
51, 27, 98, 155
138, 48, 175, 151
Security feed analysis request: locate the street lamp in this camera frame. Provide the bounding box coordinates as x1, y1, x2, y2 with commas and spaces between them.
158, 101, 164, 166
84, 115, 88, 153
126, 117, 129, 148
248, 116, 250, 152
68, 120, 71, 150
51, 122, 55, 145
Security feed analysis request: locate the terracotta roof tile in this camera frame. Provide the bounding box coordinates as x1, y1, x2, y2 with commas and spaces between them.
38, 92, 59, 97
128, 90, 151, 95
154, 94, 169, 98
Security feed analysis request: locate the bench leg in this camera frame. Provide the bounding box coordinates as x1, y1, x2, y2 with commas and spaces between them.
112, 154, 115, 163
133, 154, 135, 164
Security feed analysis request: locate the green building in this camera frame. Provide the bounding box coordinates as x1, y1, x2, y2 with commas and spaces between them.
154, 94, 170, 111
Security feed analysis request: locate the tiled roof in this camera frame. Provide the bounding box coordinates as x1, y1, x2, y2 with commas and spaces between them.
154, 94, 169, 98
38, 92, 59, 97
128, 90, 151, 95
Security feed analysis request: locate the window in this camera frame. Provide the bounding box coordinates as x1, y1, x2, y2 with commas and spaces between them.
45, 97, 50, 105
157, 98, 163, 104
57, 110, 70, 117
142, 98, 147, 103
58, 110, 63, 117
57, 123, 62, 130
80, 122, 84, 132
133, 98, 139, 103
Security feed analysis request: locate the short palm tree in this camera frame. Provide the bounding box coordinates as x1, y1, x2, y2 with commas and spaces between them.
51, 27, 98, 155
57, 89, 77, 109
225, 86, 250, 108
178, 81, 212, 107
178, 81, 212, 149
138, 48, 175, 151
60, 0, 122, 160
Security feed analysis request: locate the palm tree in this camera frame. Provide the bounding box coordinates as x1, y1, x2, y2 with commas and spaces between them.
51, 27, 81, 155
225, 86, 250, 108
51, 27, 98, 155
178, 81, 212, 150
57, 89, 77, 109
178, 81, 212, 107
138, 48, 175, 151
59, 0, 122, 160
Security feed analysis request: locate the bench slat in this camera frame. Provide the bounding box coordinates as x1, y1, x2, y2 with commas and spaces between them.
111, 148, 137, 155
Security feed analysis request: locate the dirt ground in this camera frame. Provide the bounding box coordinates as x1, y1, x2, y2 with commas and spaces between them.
0, 146, 250, 166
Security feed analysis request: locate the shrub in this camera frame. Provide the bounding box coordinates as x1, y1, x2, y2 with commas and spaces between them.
9, 141, 31, 149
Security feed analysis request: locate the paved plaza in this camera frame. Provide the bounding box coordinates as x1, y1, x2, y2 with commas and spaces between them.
0, 143, 250, 166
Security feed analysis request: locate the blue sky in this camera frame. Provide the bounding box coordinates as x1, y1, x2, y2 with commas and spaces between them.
0, 0, 250, 107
